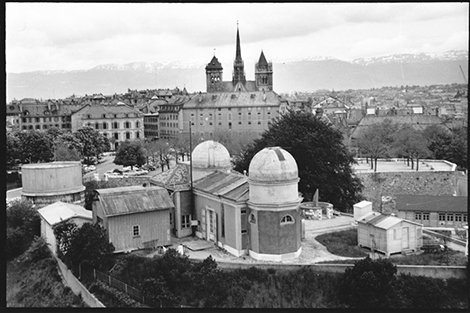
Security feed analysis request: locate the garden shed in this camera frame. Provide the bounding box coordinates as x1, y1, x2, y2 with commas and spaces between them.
357, 212, 423, 256
92, 186, 174, 253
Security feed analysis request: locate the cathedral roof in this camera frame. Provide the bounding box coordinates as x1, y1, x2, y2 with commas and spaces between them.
206, 56, 223, 70
257, 51, 268, 67
184, 90, 281, 109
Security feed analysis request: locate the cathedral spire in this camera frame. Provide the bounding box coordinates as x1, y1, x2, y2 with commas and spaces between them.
235, 21, 242, 62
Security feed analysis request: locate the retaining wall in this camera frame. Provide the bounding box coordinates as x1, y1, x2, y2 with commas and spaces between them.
357, 171, 461, 212
216, 261, 466, 279
54, 255, 105, 308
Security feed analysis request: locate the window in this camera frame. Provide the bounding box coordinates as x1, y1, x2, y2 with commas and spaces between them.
439, 213, 446, 221
114, 133, 119, 140
102, 122, 108, 129
463, 214, 467, 222
415, 213, 421, 220
35, 125, 40, 129
95, 122, 100, 129
126, 132, 131, 140
113, 122, 119, 129
182, 214, 191, 228
35, 117, 40, 122
136, 121, 140, 128
136, 131, 140, 139
422, 213, 429, 221
132, 225, 140, 237
102, 114, 106, 118
125, 121, 131, 129
281, 215, 294, 225
241, 229, 247, 234
241, 209, 246, 214
249, 213, 256, 224
455, 214, 462, 222
447, 214, 454, 222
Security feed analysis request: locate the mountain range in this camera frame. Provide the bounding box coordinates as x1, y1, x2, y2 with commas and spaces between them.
6, 50, 468, 101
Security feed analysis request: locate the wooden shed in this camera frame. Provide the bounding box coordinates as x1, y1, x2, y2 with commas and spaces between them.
37, 201, 92, 255
92, 186, 174, 253
358, 212, 423, 256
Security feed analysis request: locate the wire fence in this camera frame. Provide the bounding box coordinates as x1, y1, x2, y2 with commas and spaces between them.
92, 268, 145, 303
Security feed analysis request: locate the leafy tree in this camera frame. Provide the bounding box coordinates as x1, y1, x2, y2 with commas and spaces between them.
338, 256, 398, 308
357, 119, 398, 172
7, 131, 21, 167
74, 127, 108, 164
63, 223, 115, 274
53, 143, 82, 161
16, 130, 54, 163
113, 141, 147, 170
393, 274, 444, 308
142, 276, 178, 307
392, 126, 431, 170
233, 110, 363, 211
6, 199, 40, 260
423, 125, 467, 169
45, 126, 65, 142
54, 133, 84, 156
53, 220, 78, 258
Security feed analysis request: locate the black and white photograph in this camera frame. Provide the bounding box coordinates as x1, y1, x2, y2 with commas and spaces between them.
5, 2, 468, 309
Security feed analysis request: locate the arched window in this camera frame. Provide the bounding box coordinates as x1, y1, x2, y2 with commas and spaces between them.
102, 122, 108, 129
113, 122, 119, 129
125, 121, 131, 129
136, 131, 140, 139
114, 133, 119, 140
280, 215, 294, 225
136, 121, 140, 128
95, 122, 100, 129
126, 132, 131, 140
249, 213, 256, 224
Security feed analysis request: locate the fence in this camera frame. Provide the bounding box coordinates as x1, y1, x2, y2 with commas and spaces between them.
53, 255, 105, 307
93, 268, 145, 304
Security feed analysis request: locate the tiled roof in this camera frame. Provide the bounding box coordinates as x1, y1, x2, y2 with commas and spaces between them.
95, 186, 174, 217
184, 90, 281, 109
73, 103, 143, 116
150, 163, 191, 191
38, 201, 92, 226
194, 171, 249, 202
395, 194, 467, 213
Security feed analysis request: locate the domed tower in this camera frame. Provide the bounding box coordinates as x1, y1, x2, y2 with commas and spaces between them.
206, 55, 223, 93
191, 140, 232, 180
247, 147, 302, 261
255, 51, 273, 91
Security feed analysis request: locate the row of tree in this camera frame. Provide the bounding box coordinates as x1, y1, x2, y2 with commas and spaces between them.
7, 127, 110, 166
357, 120, 467, 171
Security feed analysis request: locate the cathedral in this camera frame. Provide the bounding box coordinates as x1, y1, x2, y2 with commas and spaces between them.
205, 25, 273, 93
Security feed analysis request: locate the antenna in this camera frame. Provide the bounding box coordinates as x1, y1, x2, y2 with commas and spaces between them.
459, 65, 467, 84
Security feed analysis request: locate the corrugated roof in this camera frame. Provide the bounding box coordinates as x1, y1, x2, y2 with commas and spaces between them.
38, 201, 92, 226
395, 194, 467, 213
194, 171, 249, 202
95, 186, 174, 217
184, 90, 281, 109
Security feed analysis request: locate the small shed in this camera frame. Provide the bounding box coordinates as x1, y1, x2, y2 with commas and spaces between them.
37, 201, 92, 255
92, 186, 174, 253
353, 200, 373, 221
358, 212, 423, 256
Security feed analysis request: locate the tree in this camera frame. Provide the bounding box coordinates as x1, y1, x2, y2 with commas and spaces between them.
423, 125, 467, 170
338, 256, 398, 308
142, 276, 178, 307
63, 223, 115, 274
7, 131, 21, 168
233, 110, 363, 211
357, 119, 398, 172
74, 127, 108, 164
53, 220, 78, 258
113, 141, 147, 170
54, 143, 82, 161
6, 199, 40, 260
16, 130, 54, 163
392, 126, 431, 170
45, 126, 65, 142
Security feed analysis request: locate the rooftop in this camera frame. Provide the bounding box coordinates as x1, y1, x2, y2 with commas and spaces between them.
95, 186, 174, 217
194, 171, 249, 202
38, 201, 92, 226
395, 194, 467, 213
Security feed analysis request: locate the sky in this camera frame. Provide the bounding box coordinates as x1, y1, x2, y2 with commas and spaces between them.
6, 2, 469, 73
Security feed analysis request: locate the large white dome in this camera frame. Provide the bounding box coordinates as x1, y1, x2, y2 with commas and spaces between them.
192, 140, 231, 169
248, 147, 298, 182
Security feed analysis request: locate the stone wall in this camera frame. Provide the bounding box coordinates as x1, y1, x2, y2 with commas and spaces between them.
357, 171, 462, 213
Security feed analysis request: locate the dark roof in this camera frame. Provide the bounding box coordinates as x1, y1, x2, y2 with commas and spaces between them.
257, 51, 268, 67
395, 194, 467, 213
95, 186, 174, 217
184, 90, 281, 109
206, 56, 223, 70
194, 171, 249, 202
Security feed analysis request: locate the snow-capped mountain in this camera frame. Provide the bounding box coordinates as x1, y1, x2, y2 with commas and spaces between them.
6, 51, 468, 101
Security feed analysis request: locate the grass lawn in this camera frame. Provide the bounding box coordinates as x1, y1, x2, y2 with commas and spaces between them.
315, 228, 368, 258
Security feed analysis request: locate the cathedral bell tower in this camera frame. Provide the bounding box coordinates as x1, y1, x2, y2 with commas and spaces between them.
205, 54, 223, 93
255, 50, 273, 91
232, 24, 246, 89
